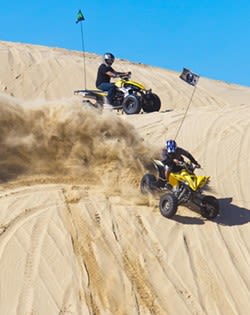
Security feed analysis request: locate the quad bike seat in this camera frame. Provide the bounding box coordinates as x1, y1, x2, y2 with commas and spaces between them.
74, 89, 107, 97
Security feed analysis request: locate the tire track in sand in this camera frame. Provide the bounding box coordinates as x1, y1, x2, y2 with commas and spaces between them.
0, 203, 56, 260
16, 207, 53, 315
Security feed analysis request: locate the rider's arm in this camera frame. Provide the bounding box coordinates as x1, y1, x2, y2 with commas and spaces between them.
178, 147, 199, 165
114, 71, 129, 76
105, 70, 127, 78
101, 64, 117, 78
106, 70, 116, 77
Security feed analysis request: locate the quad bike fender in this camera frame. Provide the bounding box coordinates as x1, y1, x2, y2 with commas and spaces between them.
115, 79, 145, 90
170, 170, 209, 191
196, 175, 210, 189
152, 160, 167, 183
152, 159, 165, 170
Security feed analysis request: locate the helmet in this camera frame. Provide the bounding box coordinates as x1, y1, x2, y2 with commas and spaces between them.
103, 52, 115, 66
166, 139, 177, 153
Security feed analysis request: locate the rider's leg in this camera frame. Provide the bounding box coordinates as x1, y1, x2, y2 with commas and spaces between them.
164, 165, 170, 183
164, 166, 173, 189
97, 83, 115, 104
107, 84, 116, 104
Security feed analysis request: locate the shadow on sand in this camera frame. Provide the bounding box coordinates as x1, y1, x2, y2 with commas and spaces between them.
215, 197, 250, 226
160, 109, 173, 113
171, 197, 250, 226
173, 213, 205, 225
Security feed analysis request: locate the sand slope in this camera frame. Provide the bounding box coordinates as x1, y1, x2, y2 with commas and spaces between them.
0, 41, 250, 315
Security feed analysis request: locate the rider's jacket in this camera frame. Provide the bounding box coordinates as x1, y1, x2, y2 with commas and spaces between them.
96, 63, 115, 87
161, 147, 198, 173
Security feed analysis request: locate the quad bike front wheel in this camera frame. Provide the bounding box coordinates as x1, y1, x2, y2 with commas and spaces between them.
159, 193, 178, 218
142, 93, 161, 113
200, 195, 219, 219
140, 174, 157, 194
122, 95, 142, 114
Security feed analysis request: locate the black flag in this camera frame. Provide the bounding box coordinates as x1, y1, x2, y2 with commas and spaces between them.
180, 68, 199, 86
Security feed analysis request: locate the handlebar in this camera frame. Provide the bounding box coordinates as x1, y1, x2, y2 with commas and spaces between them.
117, 71, 131, 79
175, 160, 201, 171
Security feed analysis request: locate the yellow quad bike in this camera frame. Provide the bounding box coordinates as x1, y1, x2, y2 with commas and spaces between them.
74, 72, 161, 115
140, 160, 219, 219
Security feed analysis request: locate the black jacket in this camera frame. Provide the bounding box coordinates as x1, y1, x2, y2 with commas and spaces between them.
161, 147, 198, 173
96, 63, 115, 87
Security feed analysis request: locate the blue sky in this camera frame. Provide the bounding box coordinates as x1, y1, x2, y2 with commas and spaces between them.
1, 0, 250, 86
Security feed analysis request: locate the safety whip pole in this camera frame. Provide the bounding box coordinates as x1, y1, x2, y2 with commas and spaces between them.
174, 85, 197, 140
76, 9, 87, 89
80, 22, 87, 89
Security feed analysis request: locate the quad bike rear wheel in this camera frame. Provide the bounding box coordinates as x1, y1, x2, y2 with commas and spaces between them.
159, 193, 178, 218
200, 195, 219, 219
140, 174, 157, 194
122, 95, 142, 114
142, 93, 161, 113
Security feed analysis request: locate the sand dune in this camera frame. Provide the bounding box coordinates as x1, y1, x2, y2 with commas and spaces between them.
0, 41, 250, 315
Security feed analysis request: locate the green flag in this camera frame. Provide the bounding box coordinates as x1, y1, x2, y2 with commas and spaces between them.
76, 10, 85, 23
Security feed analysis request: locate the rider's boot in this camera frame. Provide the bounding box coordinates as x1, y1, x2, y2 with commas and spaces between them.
165, 182, 172, 190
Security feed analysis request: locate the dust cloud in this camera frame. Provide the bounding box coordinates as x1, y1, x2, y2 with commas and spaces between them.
0, 94, 154, 194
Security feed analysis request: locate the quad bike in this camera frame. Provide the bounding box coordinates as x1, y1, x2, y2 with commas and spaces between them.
140, 160, 219, 219
74, 72, 161, 115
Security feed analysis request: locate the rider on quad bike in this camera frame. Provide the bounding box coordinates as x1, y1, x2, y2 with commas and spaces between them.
162, 139, 201, 185
140, 139, 219, 219
96, 52, 130, 105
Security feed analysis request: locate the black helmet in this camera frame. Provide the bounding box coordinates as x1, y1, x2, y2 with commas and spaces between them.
103, 52, 115, 66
